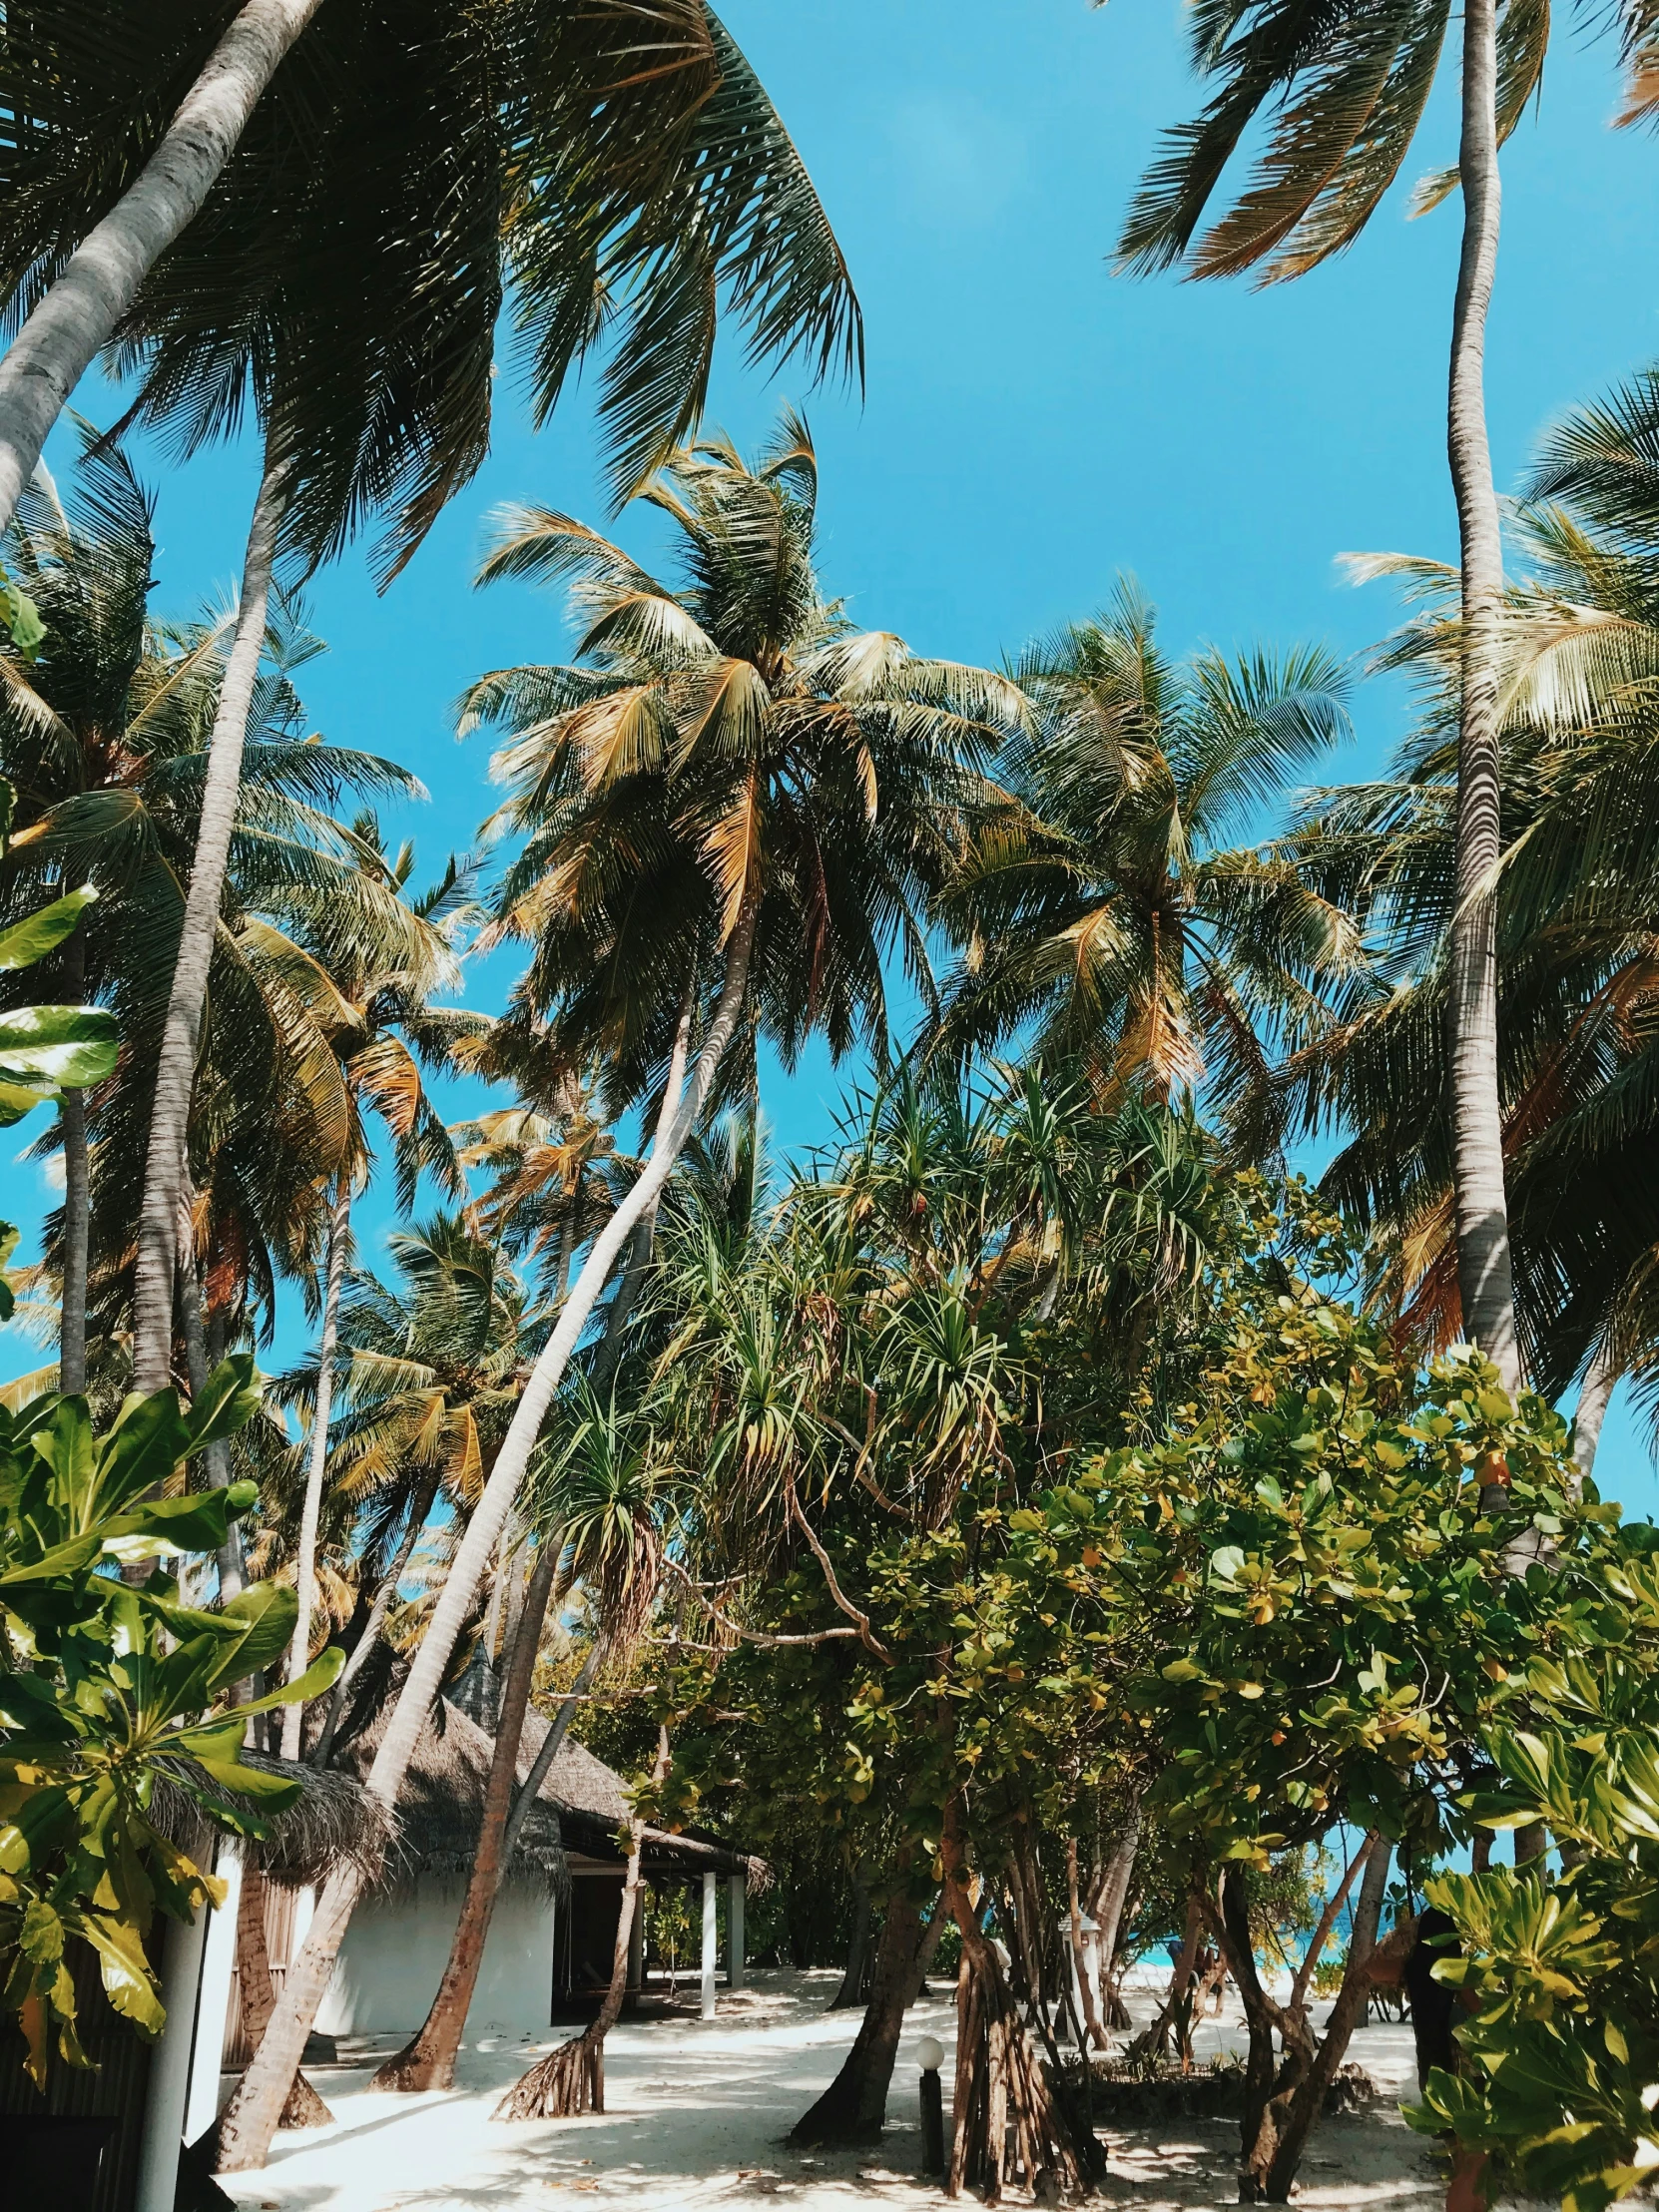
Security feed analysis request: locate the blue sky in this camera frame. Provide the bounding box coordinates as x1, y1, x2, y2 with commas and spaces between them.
12, 0, 1659, 1503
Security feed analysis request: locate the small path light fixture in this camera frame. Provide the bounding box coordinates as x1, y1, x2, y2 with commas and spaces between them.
916, 2033, 946, 2178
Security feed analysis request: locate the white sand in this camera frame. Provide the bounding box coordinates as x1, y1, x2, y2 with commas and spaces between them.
214, 1970, 1446, 2211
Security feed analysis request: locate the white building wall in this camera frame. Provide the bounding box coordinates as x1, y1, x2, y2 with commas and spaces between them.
317, 1879, 555, 2040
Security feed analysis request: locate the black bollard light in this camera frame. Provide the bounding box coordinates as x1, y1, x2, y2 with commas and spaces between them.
917, 2033, 945, 2178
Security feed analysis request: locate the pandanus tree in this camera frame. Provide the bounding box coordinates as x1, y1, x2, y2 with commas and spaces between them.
1278, 375, 1659, 1466
1111, 0, 1659, 1390
0, 433, 419, 1385
216, 414, 1019, 2167
648, 1062, 1220, 2177
935, 584, 1357, 1158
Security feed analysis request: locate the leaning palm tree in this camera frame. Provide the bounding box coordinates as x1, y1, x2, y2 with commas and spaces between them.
270, 826, 484, 1760
375, 1382, 673, 2100
218, 410, 1023, 2168
935, 583, 1357, 1157
1111, 0, 1659, 1388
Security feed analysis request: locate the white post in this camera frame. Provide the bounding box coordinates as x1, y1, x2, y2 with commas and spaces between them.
728, 1873, 745, 1991
184, 1842, 244, 2145
700, 1871, 718, 2020
135, 1901, 212, 2212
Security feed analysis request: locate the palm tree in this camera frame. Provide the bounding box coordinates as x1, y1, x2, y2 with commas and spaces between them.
272, 826, 482, 1760
935, 583, 1356, 1155
216, 411, 1021, 2170
1278, 386, 1659, 1446
377, 1382, 673, 2099
279, 1212, 544, 1760
1111, 0, 1659, 1389
0, 432, 421, 1380
0, 2, 861, 544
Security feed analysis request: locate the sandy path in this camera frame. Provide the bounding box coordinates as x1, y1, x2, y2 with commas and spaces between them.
214, 1969, 1446, 2212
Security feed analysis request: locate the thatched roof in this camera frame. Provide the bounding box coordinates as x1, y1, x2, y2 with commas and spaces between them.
519, 1708, 766, 1891
332, 1696, 567, 1894
151, 1751, 393, 1892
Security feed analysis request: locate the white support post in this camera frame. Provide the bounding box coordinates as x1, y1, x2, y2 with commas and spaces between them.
700, 1870, 718, 2020
135, 1899, 212, 2212
728, 1873, 745, 1991
184, 1841, 243, 2145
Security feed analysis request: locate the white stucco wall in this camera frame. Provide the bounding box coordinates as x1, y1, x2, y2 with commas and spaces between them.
317, 1880, 555, 2040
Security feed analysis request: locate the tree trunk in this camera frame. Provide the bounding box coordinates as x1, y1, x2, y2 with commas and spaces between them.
492, 1728, 670, 2122
58, 919, 89, 1394
133, 443, 286, 1395
941, 1793, 1100, 2203
225, 1863, 332, 2134
1572, 1340, 1617, 1489
1288, 1832, 1375, 2014
312, 1464, 441, 1767
0, 0, 324, 537
1445, 0, 1518, 1391
188, 1273, 245, 1602
592, 972, 696, 1384
500, 1641, 603, 1866
1123, 1893, 1203, 2068
371, 1536, 561, 2091
1067, 1841, 1110, 2055
790, 1885, 925, 2145
829, 1870, 873, 2010
279, 1182, 349, 1763
214, 911, 755, 2174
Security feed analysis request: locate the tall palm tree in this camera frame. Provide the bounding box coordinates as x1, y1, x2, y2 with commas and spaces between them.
935, 584, 1356, 1155
0, 432, 420, 1379
272, 827, 483, 1760
1279, 386, 1659, 1441
0, 2, 862, 543
1111, 0, 1659, 1389
217, 411, 1022, 2170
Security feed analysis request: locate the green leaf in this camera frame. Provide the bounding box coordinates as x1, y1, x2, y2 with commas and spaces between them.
184, 1355, 263, 1452
0, 1003, 119, 1086
0, 888, 97, 973
231, 1645, 345, 1716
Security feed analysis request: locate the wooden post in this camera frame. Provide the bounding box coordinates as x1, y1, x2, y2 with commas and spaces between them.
184, 1842, 243, 2145
135, 1904, 212, 2212
701, 1872, 718, 2020
728, 1873, 745, 1991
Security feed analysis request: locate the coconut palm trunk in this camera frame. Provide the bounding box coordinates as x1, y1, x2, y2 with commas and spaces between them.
58, 920, 89, 1393
0, 0, 323, 538
494, 1727, 670, 2122
132, 442, 286, 1394
1446, 0, 1520, 1392
215, 914, 757, 2173
312, 1463, 441, 1767
280, 1180, 350, 1762
371, 1537, 564, 2091
1572, 1341, 1618, 1488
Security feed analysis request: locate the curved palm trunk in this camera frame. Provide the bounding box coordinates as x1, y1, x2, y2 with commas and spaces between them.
312, 1464, 441, 1767
1446, 0, 1518, 1392
371, 1537, 562, 2091
182, 1258, 245, 1601
493, 1728, 670, 2123
500, 1640, 603, 1866
215, 909, 756, 2173
0, 0, 323, 537
279, 1181, 349, 1762
133, 443, 287, 1394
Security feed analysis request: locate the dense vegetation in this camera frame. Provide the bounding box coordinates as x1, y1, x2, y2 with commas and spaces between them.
3, 5, 1659, 2208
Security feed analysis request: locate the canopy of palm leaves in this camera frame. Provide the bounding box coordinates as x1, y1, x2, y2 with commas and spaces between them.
934, 582, 1356, 1155
1280, 368, 1659, 1408
0, 1, 861, 573
1113, 0, 1658, 284
0, 434, 426, 1357
464, 409, 1027, 1123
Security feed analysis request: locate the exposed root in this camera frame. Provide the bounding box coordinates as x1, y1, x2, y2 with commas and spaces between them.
493, 2027, 603, 2120
278, 2070, 334, 2129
